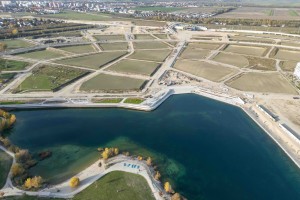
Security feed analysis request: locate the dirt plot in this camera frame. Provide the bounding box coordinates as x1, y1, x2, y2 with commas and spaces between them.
107, 59, 160, 76
57, 44, 96, 54
173, 59, 238, 82
17, 50, 65, 60
134, 34, 155, 40
80, 73, 146, 92
98, 42, 128, 51
56, 52, 127, 69
180, 48, 211, 60
188, 43, 221, 50
223, 44, 267, 56
226, 72, 297, 94
133, 41, 171, 49
212, 52, 249, 68
280, 61, 298, 72
153, 34, 168, 39
93, 35, 125, 41
246, 56, 276, 71
280, 41, 300, 47
229, 36, 276, 44
128, 49, 171, 62
272, 49, 300, 61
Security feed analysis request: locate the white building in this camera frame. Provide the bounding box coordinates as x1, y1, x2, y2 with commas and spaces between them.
294, 62, 300, 80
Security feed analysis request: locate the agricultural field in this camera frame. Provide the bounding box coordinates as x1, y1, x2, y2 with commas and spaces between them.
14, 65, 88, 93
280, 61, 298, 72
37, 11, 115, 21
0, 150, 13, 189
134, 34, 155, 40
188, 43, 221, 50
133, 6, 185, 12
107, 59, 160, 76
228, 36, 276, 44
246, 56, 276, 71
98, 43, 128, 51
153, 34, 169, 39
212, 52, 249, 68
174, 59, 238, 82
73, 171, 154, 200
133, 41, 171, 49
223, 45, 267, 56
0, 59, 30, 71
272, 49, 300, 61
57, 44, 96, 54
16, 50, 65, 60
56, 52, 127, 69
1, 39, 33, 50
80, 73, 146, 92
93, 35, 125, 41
128, 49, 171, 62
180, 48, 211, 60
226, 72, 297, 94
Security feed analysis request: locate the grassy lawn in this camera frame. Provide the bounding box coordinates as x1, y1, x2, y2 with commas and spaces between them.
99, 43, 128, 51
1, 39, 33, 50
92, 98, 123, 103
134, 34, 155, 40
0, 149, 12, 189
128, 50, 171, 62
80, 73, 146, 92
107, 59, 160, 76
134, 6, 185, 12
223, 45, 267, 56
57, 44, 96, 54
133, 41, 170, 49
0, 59, 30, 71
74, 171, 155, 200
180, 48, 210, 60
0, 73, 16, 84
93, 35, 125, 41
124, 98, 145, 104
289, 10, 299, 16
56, 52, 127, 69
15, 65, 88, 93
17, 50, 64, 60
212, 52, 249, 68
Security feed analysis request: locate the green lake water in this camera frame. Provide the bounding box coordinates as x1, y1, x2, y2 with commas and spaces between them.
4, 94, 300, 199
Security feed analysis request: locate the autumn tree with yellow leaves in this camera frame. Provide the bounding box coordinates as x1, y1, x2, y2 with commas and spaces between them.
164, 182, 173, 193
69, 176, 80, 188
101, 147, 119, 160
154, 171, 161, 181
11, 163, 25, 177
24, 176, 43, 189
146, 157, 152, 166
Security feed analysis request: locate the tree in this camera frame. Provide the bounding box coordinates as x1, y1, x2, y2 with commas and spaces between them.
171, 193, 182, 200
137, 156, 143, 161
102, 150, 109, 160
146, 157, 152, 166
69, 176, 80, 188
114, 148, 119, 155
11, 163, 25, 177
11, 29, 18, 35
164, 182, 172, 193
154, 171, 161, 181
24, 176, 43, 189
0, 43, 7, 52
16, 149, 31, 163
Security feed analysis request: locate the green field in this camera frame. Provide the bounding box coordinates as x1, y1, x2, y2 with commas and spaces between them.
212, 52, 249, 68
92, 98, 123, 103
99, 43, 128, 51
74, 171, 154, 200
124, 98, 145, 104
180, 48, 210, 60
0, 73, 16, 85
223, 45, 267, 56
80, 73, 146, 92
128, 50, 171, 62
107, 59, 160, 76
56, 52, 127, 69
134, 34, 155, 40
93, 35, 125, 41
133, 41, 170, 49
1, 39, 33, 50
39, 11, 114, 21
0, 59, 29, 71
17, 50, 64, 60
0, 150, 12, 189
134, 6, 185, 12
57, 44, 96, 54
289, 10, 299, 16
15, 65, 88, 93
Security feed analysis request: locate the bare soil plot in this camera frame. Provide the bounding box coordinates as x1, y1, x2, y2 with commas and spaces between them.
56, 52, 127, 69
133, 41, 170, 49
93, 35, 125, 41
212, 52, 249, 68
173, 59, 238, 82
246, 56, 276, 71
57, 44, 96, 54
280, 41, 300, 47
223, 45, 267, 56
128, 49, 171, 62
17, 50, 65, 60
180, 48, 211, 60
134, 34, 155, 40
226, 72, 297, 94
80, 73, 146, 92
272, 49, 300, 61
280, 60, 298, 71
153, 34, 169, 39
229, 36, 276, 44
188, 43, 221, 50
107, 59, 160, 76
98, 42, 128, 51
